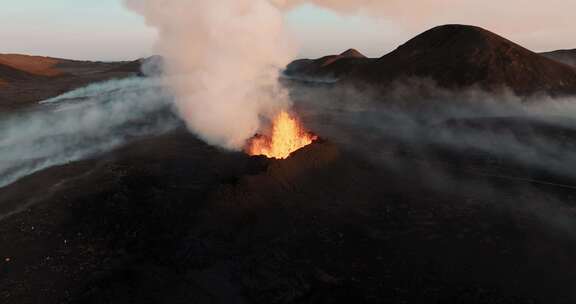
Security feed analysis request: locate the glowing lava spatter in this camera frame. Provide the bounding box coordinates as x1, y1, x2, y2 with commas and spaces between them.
246, 111, 317, 159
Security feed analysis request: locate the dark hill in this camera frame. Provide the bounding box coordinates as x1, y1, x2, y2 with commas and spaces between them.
0, 54, 65, 77
340, 48, 366, 58
0, 53, 136, 77
285, 48, 373, 80
106, 59, 144, 74
105, 56, 164, 76
541, 49, 576, 68
349, 24, 576, 95
316, 49, 367, 68
0, 63, 42, 83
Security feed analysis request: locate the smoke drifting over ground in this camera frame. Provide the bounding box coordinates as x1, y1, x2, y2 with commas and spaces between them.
287, 79, 576, 246
288, 79, 576, 190
0, 77, 178, 188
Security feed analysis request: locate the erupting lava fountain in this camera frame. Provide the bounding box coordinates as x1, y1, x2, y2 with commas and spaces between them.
245, 111, 317, 159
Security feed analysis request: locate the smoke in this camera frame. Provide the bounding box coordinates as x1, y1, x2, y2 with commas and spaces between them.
121, 0, 458, 150
272, 0, 452, 18
117, 0, 576, 204
287, 78, 576, 251
291, 79, 576, 183
0, 77, 178, 188
124, 0, 296, 150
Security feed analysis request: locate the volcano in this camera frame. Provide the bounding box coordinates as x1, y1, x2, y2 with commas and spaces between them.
5, 22, 576, 304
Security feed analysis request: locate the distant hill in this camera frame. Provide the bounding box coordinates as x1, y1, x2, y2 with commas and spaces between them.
288, 25, 576, 96
106, 59, 145, 74
285, 49, 373, 80
0, 54, 65, 77
0, 62, 42, 82
540, 49, 576, 68
0, 54, 144, 111
0, 53, 135, 77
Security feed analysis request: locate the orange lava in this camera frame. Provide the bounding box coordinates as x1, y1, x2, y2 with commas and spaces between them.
246, 111, 317, 159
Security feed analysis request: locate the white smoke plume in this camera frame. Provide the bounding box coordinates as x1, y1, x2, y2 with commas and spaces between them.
122, 0, 453, 150
271, 0, 452, 17
124, 0, 297, 150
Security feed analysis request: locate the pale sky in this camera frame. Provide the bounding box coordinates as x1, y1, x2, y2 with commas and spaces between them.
0, 0, 574, 61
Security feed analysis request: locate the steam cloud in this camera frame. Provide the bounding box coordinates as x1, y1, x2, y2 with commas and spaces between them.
289, 80, 576, 242
123, 0, 576, 150
4, 0, 576, 192
124, 0, 296, 150
121, 0, 452, 150
291, 80, 576, 183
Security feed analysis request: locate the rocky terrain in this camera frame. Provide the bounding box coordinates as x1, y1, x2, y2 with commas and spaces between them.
3, 123, 576, 303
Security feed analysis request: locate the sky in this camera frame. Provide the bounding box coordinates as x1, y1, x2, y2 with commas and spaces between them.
0, 0, 574, 61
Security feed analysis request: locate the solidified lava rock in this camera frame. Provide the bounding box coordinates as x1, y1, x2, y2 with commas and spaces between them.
258, 138, 338, 171
3, 129, 576, 303
213, 138, 340, 207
